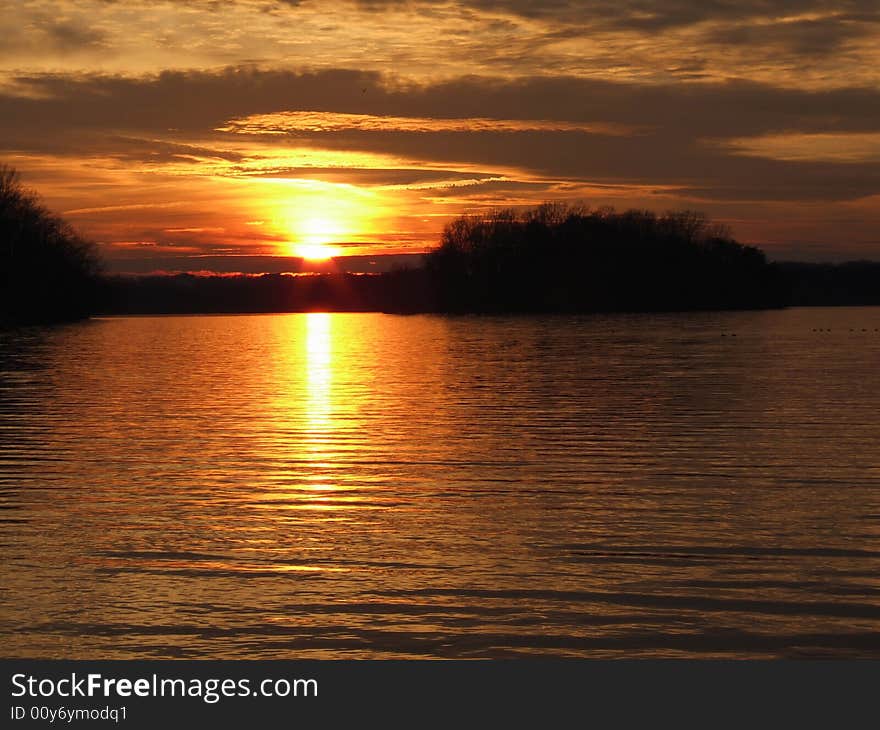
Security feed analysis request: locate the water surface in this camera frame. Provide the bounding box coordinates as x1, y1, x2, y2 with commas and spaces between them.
2, 308, 880, 658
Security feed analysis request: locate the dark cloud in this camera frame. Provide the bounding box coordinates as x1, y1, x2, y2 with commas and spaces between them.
45, 21, 106, 52
0, 130, 245, 166
290, 128, 880, 202
597, 1, 877, 31
232, 166, 507, 187
2, 66, 880, 205
346, 0, 880, 71
708, 15, 876, 56
5, 67, 880, 138
1, 67, 384, 135
350, 0, 880, 31
0, 19, 106, 60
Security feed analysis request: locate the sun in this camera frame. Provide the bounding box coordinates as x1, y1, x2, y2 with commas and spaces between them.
292, 215, 343, 260
296, 243, 339, 261
266, 182, 383, 260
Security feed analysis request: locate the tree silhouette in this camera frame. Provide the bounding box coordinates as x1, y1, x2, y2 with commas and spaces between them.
426, 204, 785, 312
1, 165, 100, 324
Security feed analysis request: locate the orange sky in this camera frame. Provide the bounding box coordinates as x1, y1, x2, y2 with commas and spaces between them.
2, 0, 880, 271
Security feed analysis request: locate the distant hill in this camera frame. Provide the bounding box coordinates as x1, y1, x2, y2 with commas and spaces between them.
778, 261, 880, 307
100, 270, 433, 315
98, 262, 880, 316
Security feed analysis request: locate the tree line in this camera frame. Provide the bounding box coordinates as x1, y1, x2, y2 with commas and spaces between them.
1, 165, 100, 325
3, 164, 879, 323
424, 204, 784, 312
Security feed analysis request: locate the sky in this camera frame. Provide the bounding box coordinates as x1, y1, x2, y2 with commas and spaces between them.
2, 0, 880, 272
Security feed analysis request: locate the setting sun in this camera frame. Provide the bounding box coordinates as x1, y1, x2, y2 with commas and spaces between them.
268, 184, 384, 261
301, 216, 343, 245
290, 215, 343, 259
296, 243, 340, 261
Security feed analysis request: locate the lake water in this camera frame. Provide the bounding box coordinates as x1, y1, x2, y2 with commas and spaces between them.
2, 308, 880, 658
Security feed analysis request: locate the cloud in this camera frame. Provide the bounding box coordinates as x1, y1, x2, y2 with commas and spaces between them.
5, 68, 880, 138
707, 15, 876, 56
0, 18, 106, 60
2, 67, 880, 206
2, 62, 880, 263
719, 132, 880, 164
0, 2, 875, 265
45, 21, 106, 52
1, 0, 878, 88
217, 110, 637, 135
82, 0, 877, 27
353, 0, 880, 31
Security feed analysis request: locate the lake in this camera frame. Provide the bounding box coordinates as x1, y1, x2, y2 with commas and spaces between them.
2, 308, 879, 658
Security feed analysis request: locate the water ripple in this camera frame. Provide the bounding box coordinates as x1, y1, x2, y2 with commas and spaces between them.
2, 309, 880, 657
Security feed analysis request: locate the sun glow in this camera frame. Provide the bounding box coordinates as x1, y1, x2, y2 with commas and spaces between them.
296, 243, 341, 261
292, 216, 345, 260
266, 182, 381, 260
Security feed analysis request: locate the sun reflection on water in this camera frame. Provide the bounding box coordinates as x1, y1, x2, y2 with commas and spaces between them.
305, 312, 332, 434
6, 311, 880, 658
301, 312, 337, 496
